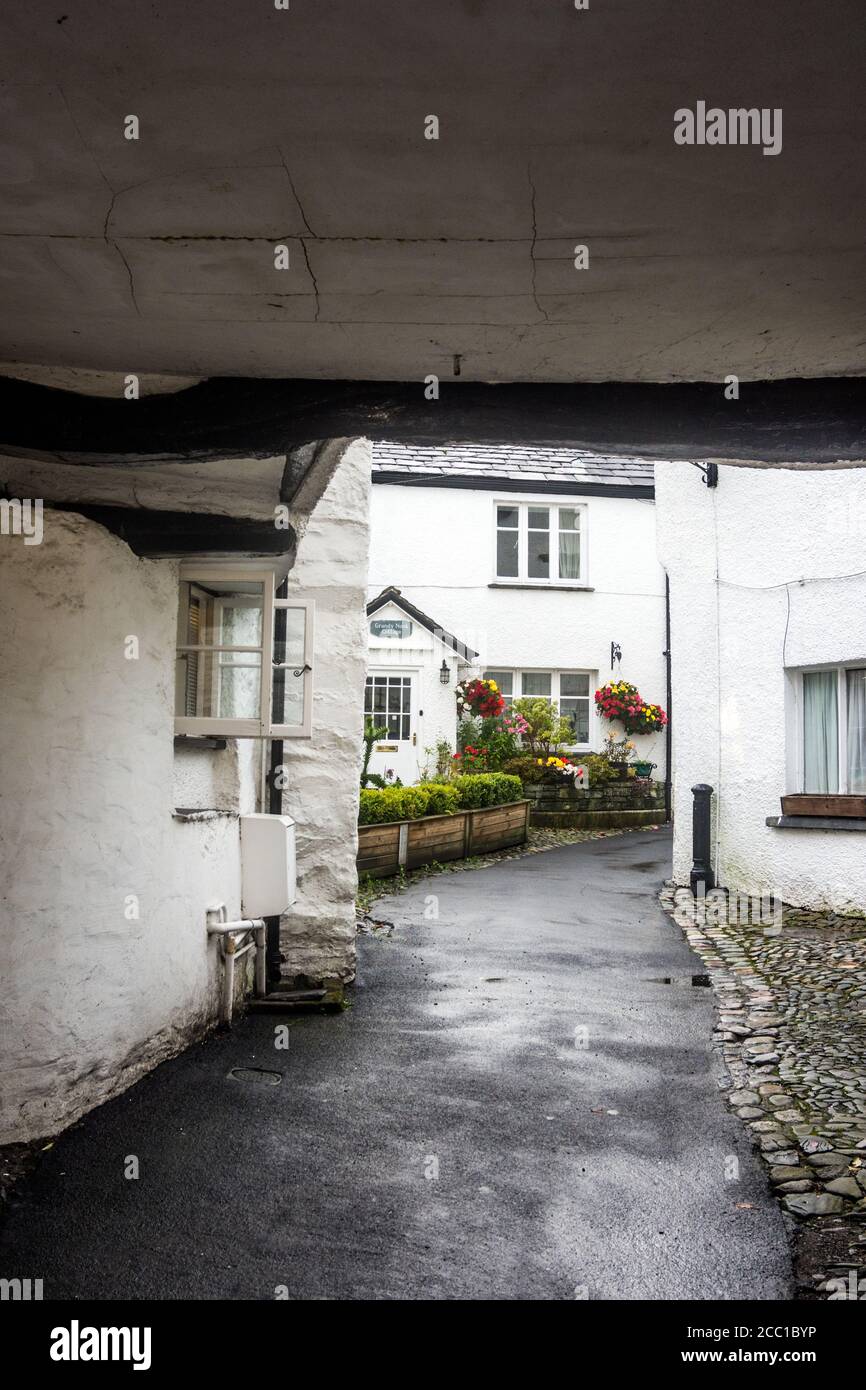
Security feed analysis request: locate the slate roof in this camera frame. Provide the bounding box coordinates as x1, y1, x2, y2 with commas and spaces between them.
367, 586, 478, 660
371, 443, 655, 494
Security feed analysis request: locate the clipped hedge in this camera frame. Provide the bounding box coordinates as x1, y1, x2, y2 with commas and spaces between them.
358, 774, 521, 825
452, 772, 522, 808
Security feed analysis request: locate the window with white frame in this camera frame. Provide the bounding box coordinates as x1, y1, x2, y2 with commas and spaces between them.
494, 501, 585, 584
483, 669, 593, 744
794, 664, 866, 793
174, 566, 314, 738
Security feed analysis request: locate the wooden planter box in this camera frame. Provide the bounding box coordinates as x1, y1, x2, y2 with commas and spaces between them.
780, 794, 866, 818
357, 800, 531, 878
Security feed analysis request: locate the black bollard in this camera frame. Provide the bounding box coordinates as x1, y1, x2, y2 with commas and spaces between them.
690, 783, 715, 894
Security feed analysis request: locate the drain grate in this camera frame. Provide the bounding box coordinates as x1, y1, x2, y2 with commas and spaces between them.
227, 1066, 282, 1086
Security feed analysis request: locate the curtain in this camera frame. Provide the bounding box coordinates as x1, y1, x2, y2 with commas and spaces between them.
558, 530, 580, 579
803, 670, 838, 793
847, 668, 866, 793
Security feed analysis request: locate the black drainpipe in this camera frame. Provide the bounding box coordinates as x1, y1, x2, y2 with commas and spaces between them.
663, 572, 672, 824
265, 577, 289, 987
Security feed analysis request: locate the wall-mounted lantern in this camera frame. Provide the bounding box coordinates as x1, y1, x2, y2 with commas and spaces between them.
440, 660, 451, 684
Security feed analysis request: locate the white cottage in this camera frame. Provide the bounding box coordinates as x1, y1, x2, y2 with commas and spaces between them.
367, 444, 669, 783
656, 460, 866, 914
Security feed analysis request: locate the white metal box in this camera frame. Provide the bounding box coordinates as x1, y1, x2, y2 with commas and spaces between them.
240, 814, 296, 917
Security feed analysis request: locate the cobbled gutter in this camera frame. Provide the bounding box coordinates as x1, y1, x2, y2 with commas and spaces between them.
661, 883, 866, 1300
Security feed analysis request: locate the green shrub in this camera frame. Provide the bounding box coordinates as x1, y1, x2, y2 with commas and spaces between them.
581, 753, 619, 784
423, 783, 461, 817
358, 775, 521, 823
452, 772, 522, 808
358, 785, 431, 825
502, 755, 545, 785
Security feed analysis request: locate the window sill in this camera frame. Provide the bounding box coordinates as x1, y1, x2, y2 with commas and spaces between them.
766, 814, 866, 831
488, 582, 594, 592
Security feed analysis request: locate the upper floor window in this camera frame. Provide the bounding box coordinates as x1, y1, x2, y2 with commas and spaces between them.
174, 566, 314, 738
494, 501, 585, 585
796, 664, 866, 793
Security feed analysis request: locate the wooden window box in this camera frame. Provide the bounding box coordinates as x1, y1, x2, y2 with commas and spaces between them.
780, 794, 866, 818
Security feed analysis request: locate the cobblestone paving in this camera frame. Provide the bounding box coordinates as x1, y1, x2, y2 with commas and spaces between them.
662, 885, 866, 1299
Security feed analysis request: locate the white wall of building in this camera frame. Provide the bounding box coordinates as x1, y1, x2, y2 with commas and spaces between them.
0, 511, 252, 1143
276, 437, 372, 986
656, 459, 866, 912
368, 483, 668, 773
0, 438, 372, 1142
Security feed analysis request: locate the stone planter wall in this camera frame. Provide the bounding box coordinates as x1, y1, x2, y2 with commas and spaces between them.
523, 779, 666, 829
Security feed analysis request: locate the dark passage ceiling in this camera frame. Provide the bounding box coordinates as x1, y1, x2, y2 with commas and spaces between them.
0, 0, 864, 387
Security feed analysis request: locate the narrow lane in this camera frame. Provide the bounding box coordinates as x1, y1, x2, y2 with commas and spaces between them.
0, 828, 791, 1299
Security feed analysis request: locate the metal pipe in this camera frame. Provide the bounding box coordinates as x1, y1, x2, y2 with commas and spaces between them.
206, 913, 267, 1025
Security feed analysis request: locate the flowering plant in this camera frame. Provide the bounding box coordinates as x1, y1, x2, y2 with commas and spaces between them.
594, 680, 667, 735
457, 677, 505, 720
536, 755, 586, 784
452, 744, 489, 772
601, 733, 635, 764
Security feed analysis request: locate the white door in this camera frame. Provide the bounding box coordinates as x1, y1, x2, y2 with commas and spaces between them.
364, 671, 418, 785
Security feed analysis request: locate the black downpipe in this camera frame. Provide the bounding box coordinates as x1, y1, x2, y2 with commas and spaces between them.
664, 572, 673, 824
265, 578, 289, 987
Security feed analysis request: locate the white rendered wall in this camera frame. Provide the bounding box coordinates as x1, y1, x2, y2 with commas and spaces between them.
0, 511, 251, 1143
656, 460, 866, 912
276, 437, 372, 985
368, 483, 668, 771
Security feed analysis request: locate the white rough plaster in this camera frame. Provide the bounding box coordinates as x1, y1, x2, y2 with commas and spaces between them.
0, 4, 862, 382
0, 510, 257, 1143
656, 460, 866, 912
367, 483, 668, 772
0, 451, 286, 520
276, 438, 372, 985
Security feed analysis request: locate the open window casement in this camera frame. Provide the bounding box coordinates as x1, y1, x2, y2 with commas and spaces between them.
174, 566, 314, 738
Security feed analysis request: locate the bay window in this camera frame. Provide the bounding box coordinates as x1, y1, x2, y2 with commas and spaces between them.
494, 501, 585, 585
175, 566, 313, 738
796, 664, 866, 793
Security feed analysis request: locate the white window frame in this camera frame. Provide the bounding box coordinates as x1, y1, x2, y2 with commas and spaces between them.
174, 564, 314, 738
483, 668, 596, 749
788, 662, 866, 794
492, 497, 588, 587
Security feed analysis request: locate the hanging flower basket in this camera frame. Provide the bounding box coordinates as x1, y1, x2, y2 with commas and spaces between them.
595, 681, 667, 735
457, 677, 505, 720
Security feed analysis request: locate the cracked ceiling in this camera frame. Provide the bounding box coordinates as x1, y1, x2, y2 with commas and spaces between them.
0, 1, 864, 387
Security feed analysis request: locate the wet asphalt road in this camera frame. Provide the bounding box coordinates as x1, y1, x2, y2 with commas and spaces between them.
0, 827, 791, 1299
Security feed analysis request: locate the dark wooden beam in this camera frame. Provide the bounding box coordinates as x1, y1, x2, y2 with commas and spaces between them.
0, 375, 864, 465
68, 505, 295, 559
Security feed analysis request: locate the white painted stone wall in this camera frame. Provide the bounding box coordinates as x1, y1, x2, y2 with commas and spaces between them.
656, 460, 866, 912
0, 437, 372, 1141
0, 511, 250, 1143
275, 437, 372, 986
368, 483, 668, 771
